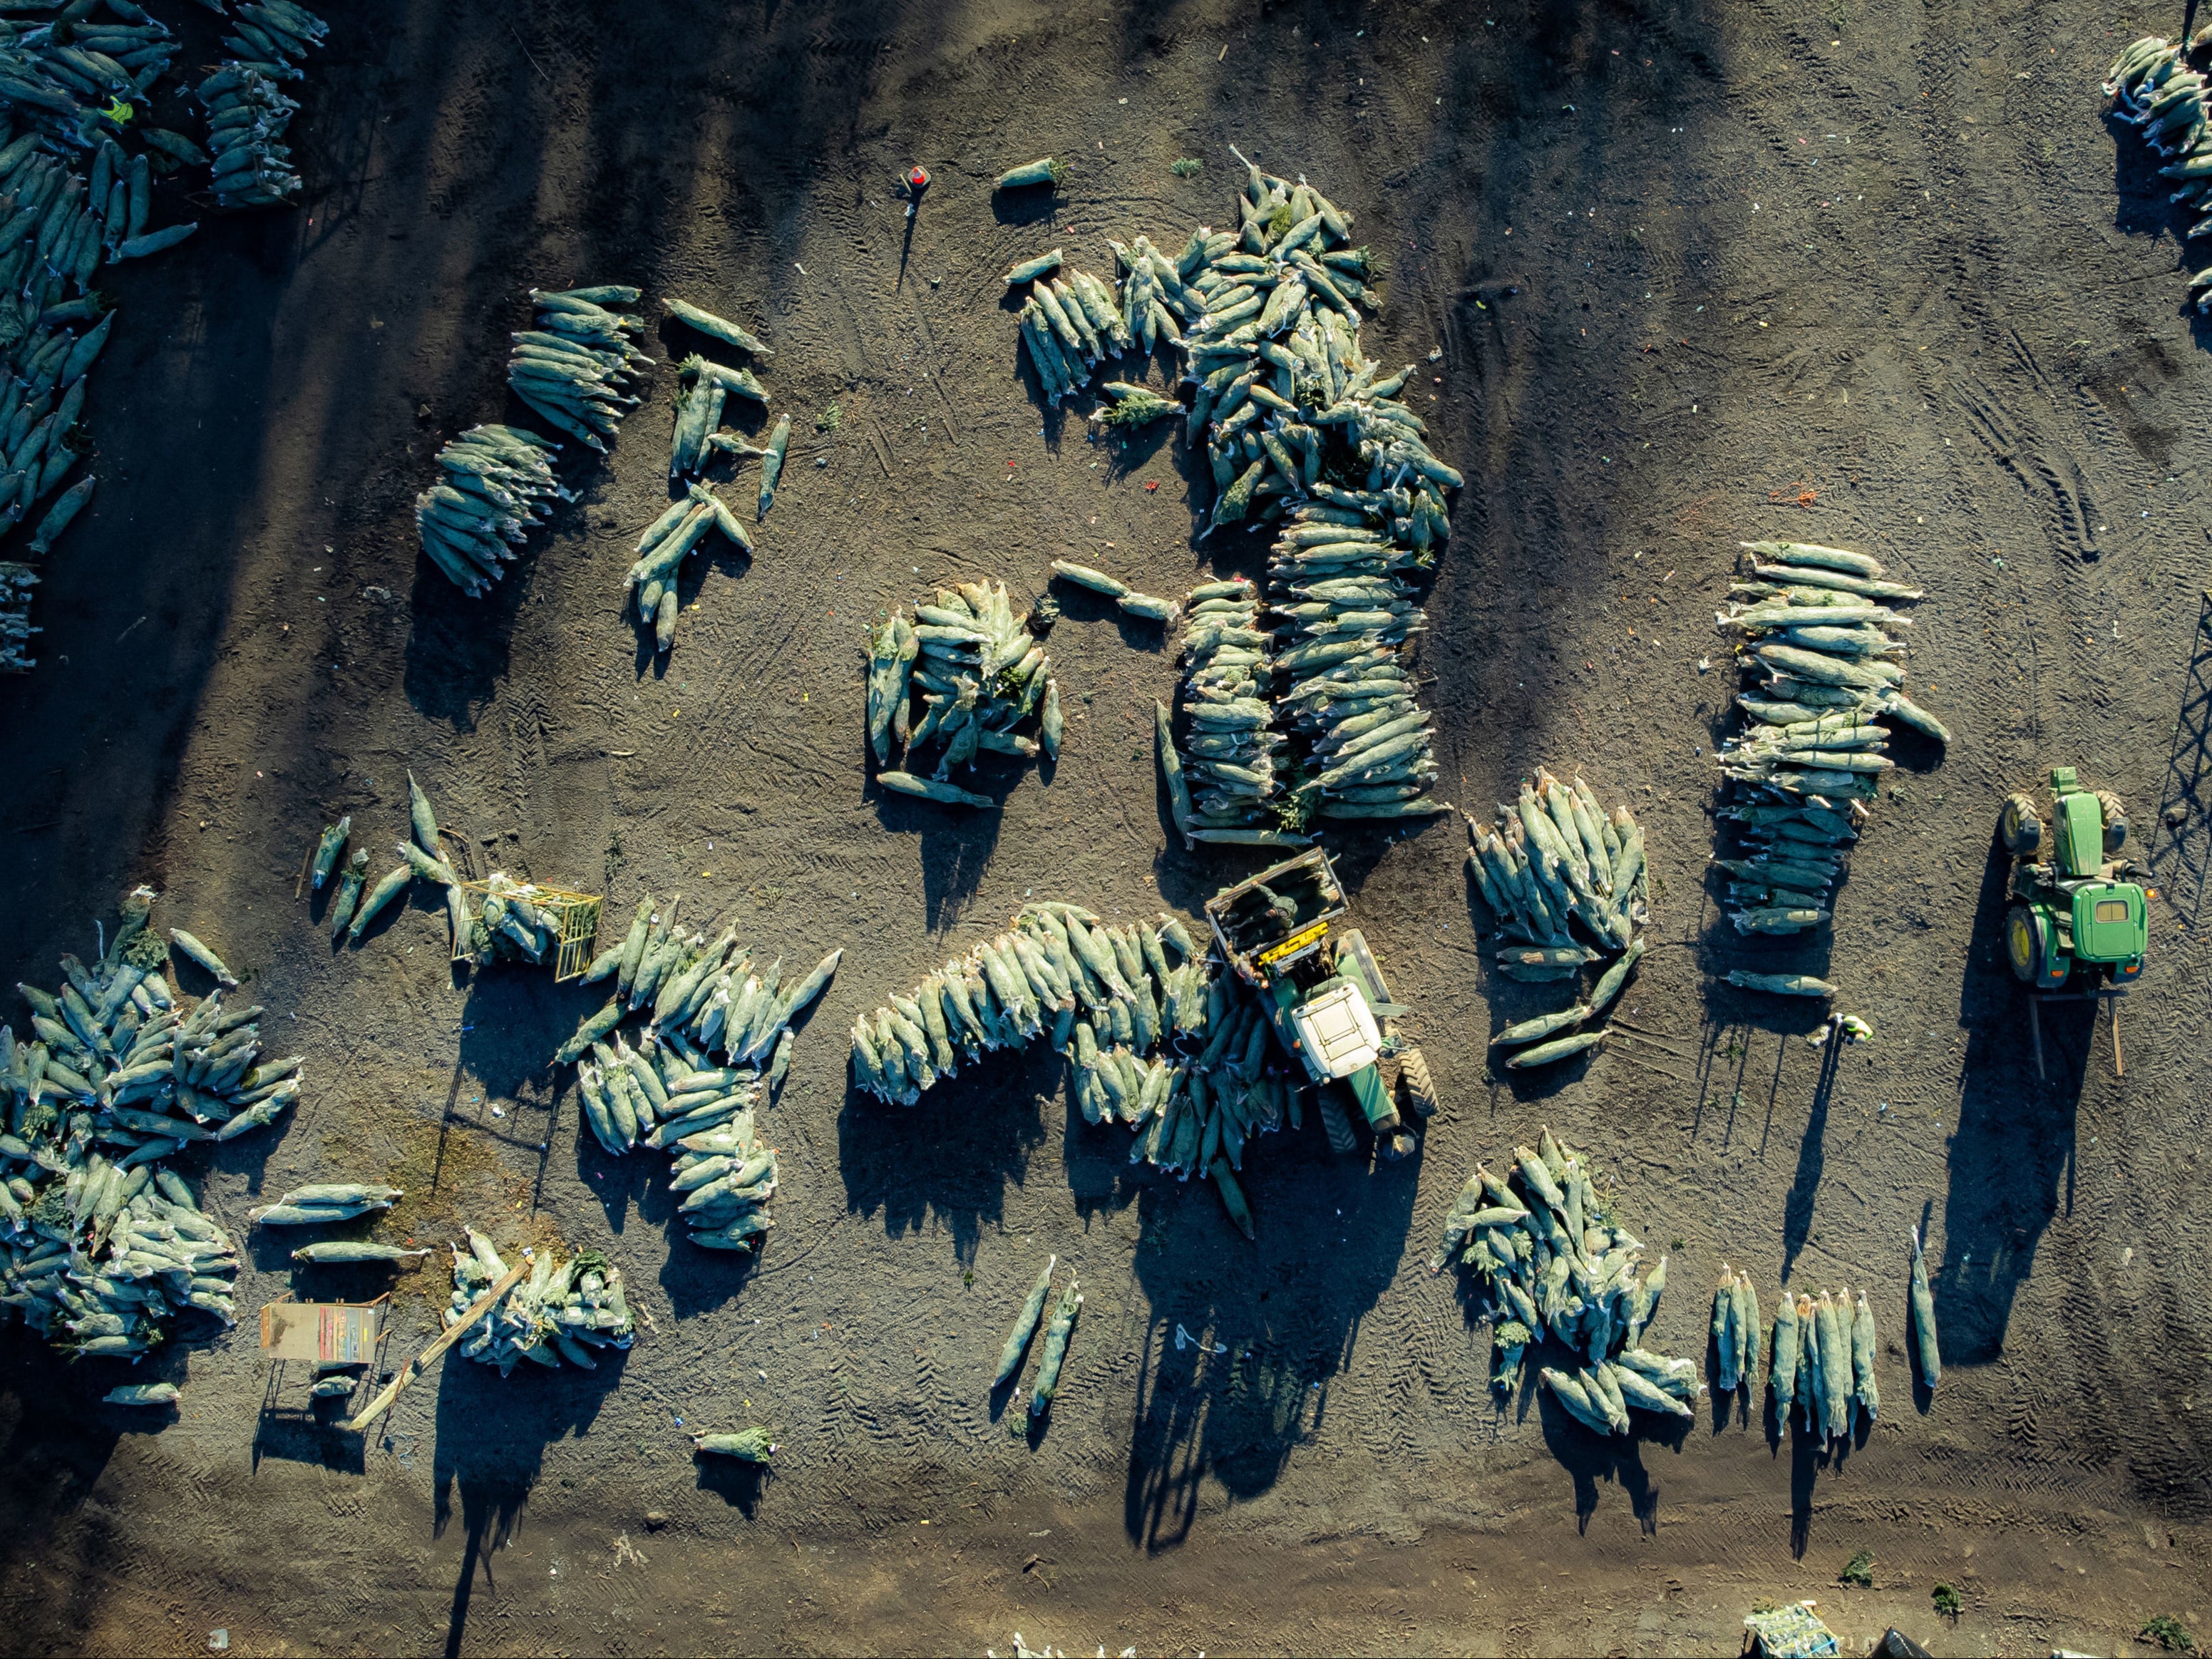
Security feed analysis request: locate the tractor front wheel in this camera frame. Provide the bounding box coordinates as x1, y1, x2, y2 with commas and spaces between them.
2006, 903, 2047, 984
2000, 793, 2043, 856
1314, 1087, 1359, 1157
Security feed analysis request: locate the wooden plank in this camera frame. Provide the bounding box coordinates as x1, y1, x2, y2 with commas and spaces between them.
341, 1255, 530, 1434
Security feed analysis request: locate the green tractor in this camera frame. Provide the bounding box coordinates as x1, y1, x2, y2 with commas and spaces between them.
1204, 848, 1429, 1158
1999, 768, 2149, 988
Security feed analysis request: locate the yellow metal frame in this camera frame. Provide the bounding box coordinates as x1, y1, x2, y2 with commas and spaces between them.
1255, 920, 1331, 972
449, 880, 603, 981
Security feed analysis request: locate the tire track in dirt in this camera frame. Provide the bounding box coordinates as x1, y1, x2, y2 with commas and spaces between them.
7, 1, 2212, 1651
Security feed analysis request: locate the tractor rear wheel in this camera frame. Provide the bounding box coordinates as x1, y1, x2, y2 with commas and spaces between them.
2000, 793, 2043, 856
2096, 790, 2129, 853
2005, 903, 2047, 984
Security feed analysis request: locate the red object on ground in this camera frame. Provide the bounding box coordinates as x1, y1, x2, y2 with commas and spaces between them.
907, 167, 931, 191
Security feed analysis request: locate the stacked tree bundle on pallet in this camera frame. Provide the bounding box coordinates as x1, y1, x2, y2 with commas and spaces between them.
197, 57, 306, 207
1156, 577, 1300, 848
1262, 513, 1441, 825
1466, 767, 1650, 1070
1154, 537, 1447, 844
864, 578, 1064, 804
1712, 541, 1948, 987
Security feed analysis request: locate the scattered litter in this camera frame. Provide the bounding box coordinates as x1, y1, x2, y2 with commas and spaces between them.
1171, 1322, 1228, 1355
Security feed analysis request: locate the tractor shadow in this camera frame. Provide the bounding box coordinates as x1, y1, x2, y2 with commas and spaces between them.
1118, 1121, 1417, 1552
1938, 831, 2092, 1367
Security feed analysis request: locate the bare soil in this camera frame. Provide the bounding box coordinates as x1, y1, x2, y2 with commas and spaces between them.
0, 0, 2208, 1653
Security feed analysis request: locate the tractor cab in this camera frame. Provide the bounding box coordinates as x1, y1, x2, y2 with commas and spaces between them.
1205, 848, 1401, 1136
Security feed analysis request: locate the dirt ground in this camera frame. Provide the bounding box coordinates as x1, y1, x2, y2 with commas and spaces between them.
0, 0, 2209, 1653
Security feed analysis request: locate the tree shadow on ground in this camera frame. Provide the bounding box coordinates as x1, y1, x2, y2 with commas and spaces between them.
838, 1042, 1056, 1265
1534, 1382, 1682, 1537
863, 769, 1019, 933
430, 1346, 628, 1659
692, 1448, 768, 1514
